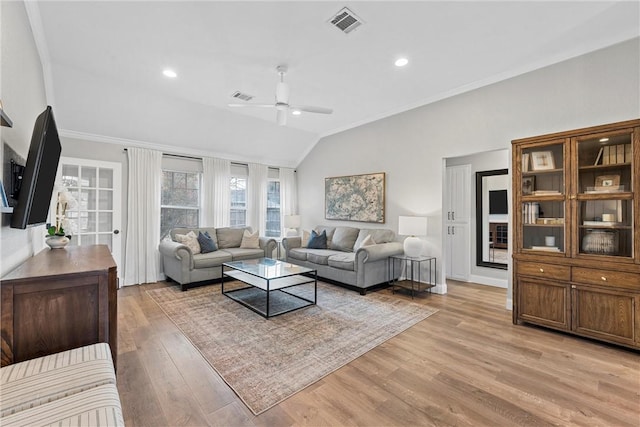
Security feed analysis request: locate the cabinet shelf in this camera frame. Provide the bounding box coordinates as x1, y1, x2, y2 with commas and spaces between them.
579, 163, 631, 171
522, 168, 563, 175
524, 223, 564, 228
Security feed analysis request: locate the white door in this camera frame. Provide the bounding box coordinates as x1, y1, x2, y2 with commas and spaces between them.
446, 223, 470, 280
53, 157, 122, 277
445, 164, 471, 281
446, 165, 471, 222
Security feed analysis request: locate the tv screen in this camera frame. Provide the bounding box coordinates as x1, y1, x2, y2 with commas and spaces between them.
10, 106, 61, 229
489, 189, 508, 215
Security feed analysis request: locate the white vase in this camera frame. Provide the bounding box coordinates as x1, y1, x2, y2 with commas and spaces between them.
46, 235, 70, 249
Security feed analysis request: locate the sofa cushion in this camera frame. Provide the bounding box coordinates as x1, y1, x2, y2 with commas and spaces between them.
328, 252, 356, 271
0, 343, 115, 417
198, 231, 218, 253
175, 231, 201, 254
306, 249, 343, 265
370, 228, 396, 244
240, 229, 260, 249
302, 230, 311, 247
217, 227, 247, 249
355, 234, 376, 251
0, 384, 124, 427
223, 247, 265, 261
192, 250, 233, 268
331, 226, 360, 252
289, 248, 309, 261
307, 230, 327, 249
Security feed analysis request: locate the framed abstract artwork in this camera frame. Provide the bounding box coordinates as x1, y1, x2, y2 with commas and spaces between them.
325, 172, 385, 223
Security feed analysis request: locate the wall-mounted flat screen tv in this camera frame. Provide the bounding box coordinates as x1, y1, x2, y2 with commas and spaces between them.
489, 189, 508, 215
10, 106, 61, 229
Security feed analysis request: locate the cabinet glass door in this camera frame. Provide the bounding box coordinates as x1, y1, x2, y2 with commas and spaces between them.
576, 131, 633, 258
520, 142, 566, 253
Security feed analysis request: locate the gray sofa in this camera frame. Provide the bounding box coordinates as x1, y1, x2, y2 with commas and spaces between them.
282, 225, 404, 294
159, 227, 277, 291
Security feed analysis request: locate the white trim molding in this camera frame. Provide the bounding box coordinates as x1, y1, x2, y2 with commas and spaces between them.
468, 274, 508, 289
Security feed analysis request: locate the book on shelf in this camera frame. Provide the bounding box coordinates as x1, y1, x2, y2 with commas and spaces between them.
522, 202, 540, 224
600, 144, 631, 165
594, 147, 604, 165
585, 185, 624, 193
583, 221, 621, 226
535, 217, 564, 225
532, 190, 561, 195
530, 246, 561, 252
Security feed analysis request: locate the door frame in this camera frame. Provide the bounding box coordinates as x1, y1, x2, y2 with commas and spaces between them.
51, 156, 122, 278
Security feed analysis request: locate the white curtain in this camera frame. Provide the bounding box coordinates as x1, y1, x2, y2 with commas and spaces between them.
124, 147, 162, 286
247, 163, 268, 235
280, 167, 297, 218
202, 157, 230, 227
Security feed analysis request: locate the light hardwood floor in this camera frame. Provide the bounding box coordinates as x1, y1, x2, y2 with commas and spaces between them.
117, 280, 639, 426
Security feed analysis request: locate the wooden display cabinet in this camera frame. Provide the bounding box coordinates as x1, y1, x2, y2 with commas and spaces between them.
512, 119, 640, 349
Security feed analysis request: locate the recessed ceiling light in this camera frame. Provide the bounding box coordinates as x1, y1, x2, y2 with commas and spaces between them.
599, 138, 609, 142
292, 110, 301, 116
394, 58, 408, 67
163, 69, 177, 78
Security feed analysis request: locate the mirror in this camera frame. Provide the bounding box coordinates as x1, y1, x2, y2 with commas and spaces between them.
476, 169, 508, 269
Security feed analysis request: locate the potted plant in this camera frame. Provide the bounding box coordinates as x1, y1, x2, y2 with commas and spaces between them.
45, 188, 76, 249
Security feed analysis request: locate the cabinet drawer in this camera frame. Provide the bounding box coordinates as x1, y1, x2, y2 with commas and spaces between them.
517, 262, 570, 281
572, 268, 640, 291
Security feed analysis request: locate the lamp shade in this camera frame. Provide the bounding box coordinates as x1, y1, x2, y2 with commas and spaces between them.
398, 216, 427, 237
283, 215, 301, 228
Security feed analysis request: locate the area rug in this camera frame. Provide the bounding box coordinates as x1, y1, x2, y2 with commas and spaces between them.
146, 282, 437, 415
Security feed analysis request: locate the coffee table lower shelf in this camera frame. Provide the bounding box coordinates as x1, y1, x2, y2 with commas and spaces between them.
222, 269, 317, 318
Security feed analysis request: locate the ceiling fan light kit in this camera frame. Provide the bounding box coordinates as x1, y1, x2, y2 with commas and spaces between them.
228, 64, 333, 126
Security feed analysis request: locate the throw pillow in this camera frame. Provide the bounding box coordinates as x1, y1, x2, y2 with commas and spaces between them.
240, 229, 260, 249
197, 231, 218, 253
307, 230, 327, 249
175, 231, 201, 254
355, 234, 376, 251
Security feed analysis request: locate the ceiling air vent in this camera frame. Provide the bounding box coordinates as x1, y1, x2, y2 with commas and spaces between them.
231, 91, 254, 102
328, 7, 364, 34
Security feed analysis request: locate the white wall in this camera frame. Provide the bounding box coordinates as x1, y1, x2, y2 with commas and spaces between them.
297, 38, 640, 302
0, 1, 48, 276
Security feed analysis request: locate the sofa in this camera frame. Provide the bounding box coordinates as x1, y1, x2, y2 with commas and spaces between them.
159, 226, 277, 291
0, 343, 124, 426
282, 225, 404, 294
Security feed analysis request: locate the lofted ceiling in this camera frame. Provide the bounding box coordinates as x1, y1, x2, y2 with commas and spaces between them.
27, 1, 640, 167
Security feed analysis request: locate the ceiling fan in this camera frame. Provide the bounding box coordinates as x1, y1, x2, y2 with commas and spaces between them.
228, 65, 333, 126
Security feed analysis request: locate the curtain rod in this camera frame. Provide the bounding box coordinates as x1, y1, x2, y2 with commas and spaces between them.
122, 148, 200, 161
122, 148, 280, 169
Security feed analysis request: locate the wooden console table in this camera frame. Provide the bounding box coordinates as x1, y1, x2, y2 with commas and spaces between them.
1, 245, 118, 368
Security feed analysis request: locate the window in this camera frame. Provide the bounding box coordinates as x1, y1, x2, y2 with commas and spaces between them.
161, 170, 200, 238
266, 180, 281, 237
230, 176, 247, 227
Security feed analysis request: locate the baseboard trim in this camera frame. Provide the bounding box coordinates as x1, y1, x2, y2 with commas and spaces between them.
468, 274, 508, 288
506, 298, 513, 311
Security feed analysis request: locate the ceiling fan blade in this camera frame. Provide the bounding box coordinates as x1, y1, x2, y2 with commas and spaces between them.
276, 109, 287, 126
290, 105, 333, 114
228, 103, 275, 108
276, 82, 290, 104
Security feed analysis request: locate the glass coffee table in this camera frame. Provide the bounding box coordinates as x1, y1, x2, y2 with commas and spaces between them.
222, 258, 317, 318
